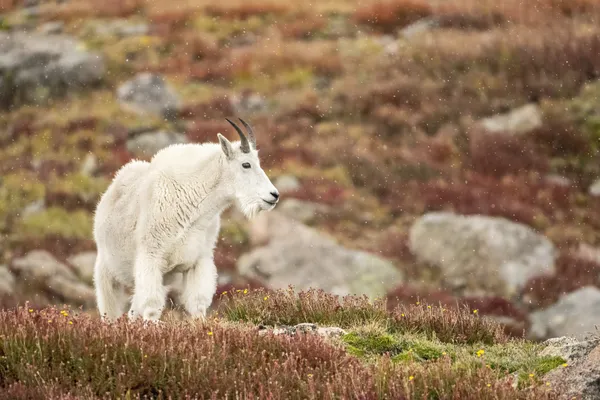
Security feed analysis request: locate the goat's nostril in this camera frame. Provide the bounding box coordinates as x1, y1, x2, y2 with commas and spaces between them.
270, 191, 279, 200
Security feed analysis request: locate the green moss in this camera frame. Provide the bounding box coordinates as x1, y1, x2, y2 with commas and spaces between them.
233, 67, 315, 93
0, 172, 46, 230
391, 352, 416, 363
388, 335, 453, 363
220, 220, 249, 245
565, 80, 600, 152
192, 15, 271, 42
532, 355, 566, 375
14, 207, 93, 240
342, 332, 403, 357
406, 340, 446, 361
49, 173, 109, 202
280, 68, 315, 89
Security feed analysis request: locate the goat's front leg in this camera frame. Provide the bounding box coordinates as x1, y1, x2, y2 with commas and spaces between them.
129, 252, 168, 322
180, 256, 217, 320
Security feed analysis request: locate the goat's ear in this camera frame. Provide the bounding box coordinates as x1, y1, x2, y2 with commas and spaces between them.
217, 133, 234, 160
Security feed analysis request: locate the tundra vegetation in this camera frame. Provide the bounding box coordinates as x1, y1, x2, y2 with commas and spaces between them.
0, 289, 566, 399
0, 0, 600, 397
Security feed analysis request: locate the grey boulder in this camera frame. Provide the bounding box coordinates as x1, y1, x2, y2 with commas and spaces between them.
0, 32, 104, 108
117, 73, 180, 119
408, 212, 556, 298
529, 286, 600, 340
238, 211, 403, 299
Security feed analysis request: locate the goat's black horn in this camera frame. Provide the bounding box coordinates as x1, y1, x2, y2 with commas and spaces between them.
225, 118, 250, 153
238, 118, 256, 149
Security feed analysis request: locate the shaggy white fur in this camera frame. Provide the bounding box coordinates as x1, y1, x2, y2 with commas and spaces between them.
93, 121, 279, 322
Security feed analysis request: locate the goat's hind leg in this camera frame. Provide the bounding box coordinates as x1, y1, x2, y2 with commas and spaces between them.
94, 253, 129, 321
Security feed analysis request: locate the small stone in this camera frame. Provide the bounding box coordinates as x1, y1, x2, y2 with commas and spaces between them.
21, 199, 45, 218
11, 250, 94, 307
117, 73, 180, 119
256, 323, 347, 339
88, 19, 149, 38
230, 91, 266, 114
273, 175, 301, 194
126, 130, 188, 159
277, 198, 330, 223
217, 273, 233, 286
317, 327, 347, 338
67, 251, 96, 284
589, 179, 600, 197
0, 265, 15, 296
12, 250, 76, 281
80, 153, 98, 176
295, 323, 318, 333
480, 103, 543, 136
39, 21, 64, 35
400, 18, 438, 39
544, 174, 572, 188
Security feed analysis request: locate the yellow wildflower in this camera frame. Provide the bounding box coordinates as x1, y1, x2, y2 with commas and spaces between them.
476, 349, 485, 357
264, 296, 269, 301
243, 289, 248, 294
207, 331, 213, 336
409, 376, 414, 381
28, 309, 33, 313
486, 384, 491, 387
68, 321, 73, 325
562, 363, 568, 367
529, 373, 534, 378
416, 301, 420, 305
473, 309, 478, 314
427, 305, 431, 309
139, 36, 152, 46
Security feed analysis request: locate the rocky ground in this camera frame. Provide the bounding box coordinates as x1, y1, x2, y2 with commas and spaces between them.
1, 0, 600, 364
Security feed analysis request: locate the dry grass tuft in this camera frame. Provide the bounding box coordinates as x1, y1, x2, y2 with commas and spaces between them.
353, 0, 433, 33
218, 287, 508, 345
205, 0, 290, 19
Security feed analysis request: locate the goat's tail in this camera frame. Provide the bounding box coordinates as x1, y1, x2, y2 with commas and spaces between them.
93, 253, 128, 321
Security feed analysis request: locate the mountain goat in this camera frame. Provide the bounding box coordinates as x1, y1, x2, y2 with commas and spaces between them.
93, 119, 279, 322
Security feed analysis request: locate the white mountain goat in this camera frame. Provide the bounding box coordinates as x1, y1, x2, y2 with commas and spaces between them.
92, 118, 279, 322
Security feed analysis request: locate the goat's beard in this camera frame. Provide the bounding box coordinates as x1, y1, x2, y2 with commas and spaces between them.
236, 198, 264, 219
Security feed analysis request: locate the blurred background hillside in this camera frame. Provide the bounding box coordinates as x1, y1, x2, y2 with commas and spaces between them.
1, 0, 600, 341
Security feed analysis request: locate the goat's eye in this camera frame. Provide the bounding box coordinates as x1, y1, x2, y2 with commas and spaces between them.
242, 162, 251, 169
